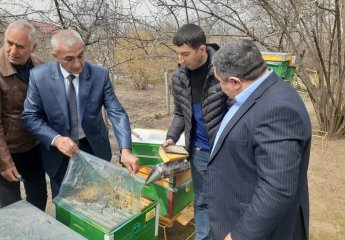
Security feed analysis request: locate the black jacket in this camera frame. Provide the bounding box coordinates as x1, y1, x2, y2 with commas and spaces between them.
167, 44, 228, 150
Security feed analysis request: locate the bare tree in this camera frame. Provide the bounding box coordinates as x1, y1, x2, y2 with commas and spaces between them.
149, 0, 345, 138
0, 0, 121, 65
3, 0, 344, 136
0, 0, 177, 86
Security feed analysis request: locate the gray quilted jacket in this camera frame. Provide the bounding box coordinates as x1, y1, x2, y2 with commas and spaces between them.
166, 44, 228, 150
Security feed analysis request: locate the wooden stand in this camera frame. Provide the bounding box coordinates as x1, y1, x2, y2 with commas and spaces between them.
312, 129, 328, 152
159, 203, 195, 240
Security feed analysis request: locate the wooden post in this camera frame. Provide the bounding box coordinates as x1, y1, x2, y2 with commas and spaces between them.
165, 71, 170, 115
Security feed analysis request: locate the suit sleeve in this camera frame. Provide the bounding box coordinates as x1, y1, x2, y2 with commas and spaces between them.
102, 70, 131, 150
22, 72, 60, 149
231, 104, 311, 239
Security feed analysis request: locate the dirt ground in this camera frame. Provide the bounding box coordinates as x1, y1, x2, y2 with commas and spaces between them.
42, 83, 344, 239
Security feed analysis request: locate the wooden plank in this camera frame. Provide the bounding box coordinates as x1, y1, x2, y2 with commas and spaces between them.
175, 204, 194, 226
159, 146, 188, 163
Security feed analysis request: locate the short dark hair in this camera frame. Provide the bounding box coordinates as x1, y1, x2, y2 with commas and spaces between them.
213, 39, 266, 81
172, 23, 206, 49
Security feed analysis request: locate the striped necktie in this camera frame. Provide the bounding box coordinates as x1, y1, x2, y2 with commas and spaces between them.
67, 74, 79, 145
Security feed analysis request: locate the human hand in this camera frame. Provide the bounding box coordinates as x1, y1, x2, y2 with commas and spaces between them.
53, 136, 79, 157
224, 233, 232, 240
162, 138, 175, 147
0, 165, 21, 182
121, 149, 139, 175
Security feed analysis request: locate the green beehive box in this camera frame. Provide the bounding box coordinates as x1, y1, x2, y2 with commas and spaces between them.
132, 142, 162, 165
131, 129, 193, 219
285, 65, 296, 81
131, 129, 185, 157
54, 151, 159, 240
132, 142, 161, 157
266, 61, 289, 78
54, 199, 159, 240
141, 178, 194, 219
131, 129, 186, 166
132, 130, 169, 167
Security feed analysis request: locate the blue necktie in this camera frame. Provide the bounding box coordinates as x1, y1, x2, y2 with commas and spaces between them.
67, 74, 79, 145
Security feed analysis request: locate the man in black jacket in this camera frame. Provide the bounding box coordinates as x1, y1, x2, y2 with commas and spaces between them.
163, 23, 228, 240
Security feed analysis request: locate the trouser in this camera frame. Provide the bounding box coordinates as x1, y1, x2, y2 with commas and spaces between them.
0, 145, 47, 211
293, 207, 307, 239
190, 147, 211, 240
50, 137, 95, 199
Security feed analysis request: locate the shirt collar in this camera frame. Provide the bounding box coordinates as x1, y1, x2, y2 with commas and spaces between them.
59, 64, 80, 79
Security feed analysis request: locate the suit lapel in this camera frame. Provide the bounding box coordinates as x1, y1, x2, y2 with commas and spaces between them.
209, 73, 279, 162
50, 62, 69, 123
78, 62, 91, 121
209, 98, 256, 161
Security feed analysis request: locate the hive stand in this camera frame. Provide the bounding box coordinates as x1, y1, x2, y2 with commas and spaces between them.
159, 203, 195, 240
312, 129, 328, 153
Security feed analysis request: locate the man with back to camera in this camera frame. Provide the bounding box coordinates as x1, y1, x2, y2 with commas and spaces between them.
0, 20, 47, 210
208, 39, 311, 240
22, 29, 138, 199
163, 23, 228, 240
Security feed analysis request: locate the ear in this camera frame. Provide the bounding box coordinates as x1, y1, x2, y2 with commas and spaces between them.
51, 51, 58, 59
229, 76, 242, 89
199, 45, 207, 53
31, 43, 37, 53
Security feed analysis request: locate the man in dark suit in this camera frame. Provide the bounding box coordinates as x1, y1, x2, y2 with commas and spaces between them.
22, 29, 138, 198
208, 39, 311, 240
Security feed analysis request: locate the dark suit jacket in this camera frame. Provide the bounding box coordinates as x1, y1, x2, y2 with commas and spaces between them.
22, 61, 131, 177
207, 72, 311, 240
